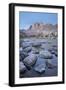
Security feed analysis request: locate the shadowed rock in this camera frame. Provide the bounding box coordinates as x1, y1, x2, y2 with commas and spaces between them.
39, 50, 53, 59
20, 51, 28, 61
21, 42, 32, 49
32, 42, 41, 47
34, 57, 46, 73
23, 46, 32, 53
19, 61, 26, 73
31, 47, 39, 54
46, 59, 57, 69
34, 64, 46, 73
23, 54, 37, 69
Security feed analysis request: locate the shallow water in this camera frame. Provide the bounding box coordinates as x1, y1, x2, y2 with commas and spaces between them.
20, 38, 58, 78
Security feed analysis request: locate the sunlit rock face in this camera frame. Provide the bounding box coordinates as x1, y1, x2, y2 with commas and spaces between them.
20, 23, 58, 38
28, 23, 57, 31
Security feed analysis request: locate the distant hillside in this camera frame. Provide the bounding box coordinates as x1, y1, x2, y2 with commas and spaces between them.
20, 23, 58, 38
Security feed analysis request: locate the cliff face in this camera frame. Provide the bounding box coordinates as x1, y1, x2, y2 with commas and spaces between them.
20, 23, 58, 38
28, 23, 58, 31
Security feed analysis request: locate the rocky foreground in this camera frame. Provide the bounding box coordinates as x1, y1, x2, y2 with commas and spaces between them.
19, 38, 58, 78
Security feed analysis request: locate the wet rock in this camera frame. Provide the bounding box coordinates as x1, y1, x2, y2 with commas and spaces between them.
51, 50, 55, 54
48, 48, 53, 52
23, 46, 32, 53
52, 45, 57, 48
50, 50, 58, 57
23, 54, 37, 68
22, 42, 32, 49
19, 47, 23, 52
54, 51, 58, 57
52, 47, 57, 52
20, 51, 28, 61
32, 42, 41, 47
19, 61, 26, 73
46, 59, 57, 69
34, 57, 46, 73
34, 64, 46, 73
40, 44, 45, 49
32, 48, 39, 54
39, 50, 53, 59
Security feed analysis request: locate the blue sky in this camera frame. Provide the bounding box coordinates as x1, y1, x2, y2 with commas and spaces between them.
19, 12, 58, 30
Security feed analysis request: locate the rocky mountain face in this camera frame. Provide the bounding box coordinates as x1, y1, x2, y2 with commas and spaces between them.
20, 23, 58, 38
28, 23, 58, 31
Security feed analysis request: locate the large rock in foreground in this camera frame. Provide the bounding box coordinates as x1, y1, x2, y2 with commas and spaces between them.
39, 50, 53, 59
34, 64, 46, 73
21, 42, 32, 49
23, 46, 32, 53
23, 54, 37, 69
46, 59, 57, 69
19, 61, 27, 73
34, 57, 46, 73
20, 51, 28, 61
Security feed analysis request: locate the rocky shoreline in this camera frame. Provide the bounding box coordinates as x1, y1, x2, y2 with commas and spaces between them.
19, 38, 58, 78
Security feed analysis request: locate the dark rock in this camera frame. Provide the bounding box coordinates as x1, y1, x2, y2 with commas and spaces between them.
34, 57, 46, 73
32, 42, 41, 47
19, 61, 26, 73
39, 50, 53, 59
46, 59, 57, 69
23, 54, 37, 69
19, 47, 23, 52
22, 42, 32, 49
40, 44, 45, 49
51, 50, 55, 54
50, 50, 58, 57
23, 46, 32, 53
34, 64, 46, 73
32, 48, 39, 54
20, 51, 28, 61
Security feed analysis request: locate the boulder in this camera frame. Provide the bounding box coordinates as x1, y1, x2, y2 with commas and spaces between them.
54, 51, 58, 57
32, 42, 41, 47
50, 50, 55, 54
52, 46, 57, 52
32, 48, 39, 54
22, 42, 32, 49
19, 61, 26, 73
23, 46, 32, 53
34, 57, 46, 73
46, 59, 57, 69
20, 51, 28, 61
50, 50, 58, 57
19, 47, 23, 52
40, 44, 45, 49
34, 64, 46, 73
23, 54, 37, 68
39, 50, 53, 59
